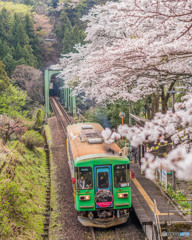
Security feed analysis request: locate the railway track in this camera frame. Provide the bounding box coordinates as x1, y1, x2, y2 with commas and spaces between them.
50, 97, 72, 135
49, 96, 146, 240
91, 227, 121, 240
54, 97, 72, 125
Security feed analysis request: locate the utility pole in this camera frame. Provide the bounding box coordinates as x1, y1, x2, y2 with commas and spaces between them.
167, 88, 176, 191
172, 89, 176, 192
129, 100, 132, 126
172, 89, 175, 113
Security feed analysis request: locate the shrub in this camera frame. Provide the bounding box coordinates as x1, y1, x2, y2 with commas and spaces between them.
21, 130, 44, 150
33, 108, 44, 129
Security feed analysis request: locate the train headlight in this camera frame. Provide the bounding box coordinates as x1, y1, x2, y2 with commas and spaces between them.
118, 193, 128, 198
79, 195, 90, 201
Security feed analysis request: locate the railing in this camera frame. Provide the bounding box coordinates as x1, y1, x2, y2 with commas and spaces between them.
167, 199, 192, 224
153, 199, 163, 240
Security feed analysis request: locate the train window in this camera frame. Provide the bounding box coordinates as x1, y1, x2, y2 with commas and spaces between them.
98, 172, 109, 189
75, 167, 92, 190
114, 164, 130, 188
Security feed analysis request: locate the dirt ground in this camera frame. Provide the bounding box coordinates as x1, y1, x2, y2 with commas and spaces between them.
48, 116, 90, 240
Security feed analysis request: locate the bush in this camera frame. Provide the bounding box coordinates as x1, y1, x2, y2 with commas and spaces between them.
33, 108, 45, 129
0, 179, 28, 238
22, 130, 44, 150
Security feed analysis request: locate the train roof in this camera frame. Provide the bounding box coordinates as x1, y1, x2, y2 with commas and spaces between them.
67, 123, 124, 161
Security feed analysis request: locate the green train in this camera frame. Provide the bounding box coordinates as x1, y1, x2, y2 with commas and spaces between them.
67, 123, 131, 228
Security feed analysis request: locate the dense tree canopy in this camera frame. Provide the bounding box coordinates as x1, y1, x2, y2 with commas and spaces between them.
0, 6, 40, 76
55, 0, 118, 54
57, 0, 192, 113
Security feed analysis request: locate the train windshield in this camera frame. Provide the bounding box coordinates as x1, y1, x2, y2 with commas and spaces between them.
75, 167, 92, 189
114, 164, 130, 188
98, 172, 109, 189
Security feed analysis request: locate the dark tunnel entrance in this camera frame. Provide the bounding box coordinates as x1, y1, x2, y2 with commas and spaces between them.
49, 74, 60, 97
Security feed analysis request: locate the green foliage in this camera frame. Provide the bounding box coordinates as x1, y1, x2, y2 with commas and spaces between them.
33, 108, 45, 129
55, 8, 86, 54
0, 142, 48, 239
167, 184, 190, 209
84, 100, 145, 129
0, 6, 41, 76
56, 11, 72, 39
0, 180, 29, 219
23, 0, 35, 6
108, 100, 145, 128
0, 84, 27, 117
22, 130, 44, 149
0, 61, 10, 91
83, 98, 146, 132
0, 63, 28, 118
84, 107, 111, 128
0, 1, 33, 15
107, 101, 130, 128
52, 0, 59, 8
3, 53, 16, 76
24, 14, 42, 64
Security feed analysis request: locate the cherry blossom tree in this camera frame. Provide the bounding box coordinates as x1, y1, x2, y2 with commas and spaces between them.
0, 116, 26, 143
53, 0, 192, 180
56, 0, 192, 116
102, 92, 192, 180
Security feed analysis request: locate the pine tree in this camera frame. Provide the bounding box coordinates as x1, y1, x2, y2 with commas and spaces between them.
56, 11, 73, 40
24, 14, 41, 66
52, 0, 59, 8
14, 44, 24, 60
0, 61, 10, 91
72, 25, 86, 46
0, 40, 11, 59
22, 45, 38, 68
3, 53, 16, 77
11, 13, 29, 48
0, 8, 10, 41
24, 14, 34, 39
23, 0, 34, 5
62, 28, 74, 54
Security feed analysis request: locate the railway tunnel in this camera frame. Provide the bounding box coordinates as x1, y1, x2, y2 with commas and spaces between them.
44, 69, 76, 117
49, 73, 59, 97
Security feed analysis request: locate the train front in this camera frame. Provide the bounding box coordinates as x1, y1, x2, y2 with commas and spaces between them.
74, 156, 131, 228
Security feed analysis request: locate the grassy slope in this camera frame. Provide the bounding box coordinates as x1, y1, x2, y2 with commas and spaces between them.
44, 124, 61, 240
0, 141, 48, 239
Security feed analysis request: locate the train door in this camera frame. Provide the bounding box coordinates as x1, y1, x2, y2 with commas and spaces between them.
94, 165, 113, 208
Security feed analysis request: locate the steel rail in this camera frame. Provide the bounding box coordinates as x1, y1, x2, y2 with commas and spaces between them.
115, 227, 121, 240
91, 227, 96, 240
91, 226, 121, 240
54, 97, 72, 125
50, 97, 67, 135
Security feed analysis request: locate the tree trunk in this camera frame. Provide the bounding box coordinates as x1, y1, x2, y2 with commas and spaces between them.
151, 93, 160, 117
145, 101, 151, 119
160, 86, 168, 114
